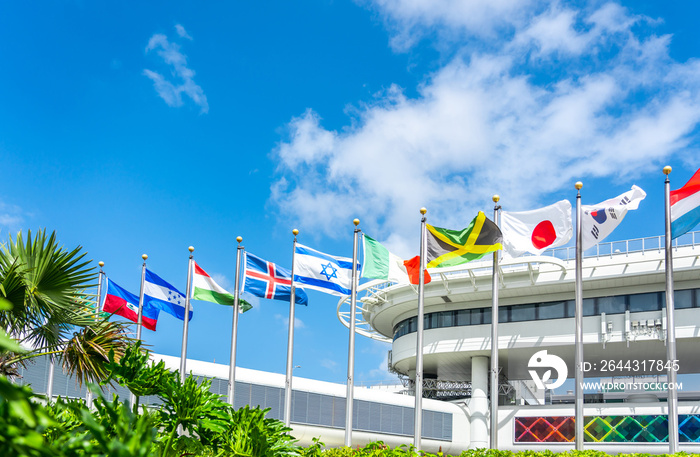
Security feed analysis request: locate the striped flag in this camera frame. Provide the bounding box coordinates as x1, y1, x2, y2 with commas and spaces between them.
293, 244, 357, 296
361, 235, 408, 284
192, 262, 252, 312
671, 167, 700, 239
144, 269, 192, 321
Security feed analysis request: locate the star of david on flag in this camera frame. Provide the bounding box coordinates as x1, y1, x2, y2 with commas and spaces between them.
242, 252, 308, 305
320, 263, 338, 280
293, 243, 358, 296
144, 269, 193, 321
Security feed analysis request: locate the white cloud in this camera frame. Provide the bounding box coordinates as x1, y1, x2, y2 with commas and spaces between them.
0, 200, 24, 234
210, 273, 231, 290
365, 0, 536, 50
274, 313, 305, 329
175, 24, 193, 40
510, 3, 643, 58
143, 32, 209, 113
320, 359, 339, 372
361, 340, 393, 380
270, 1, 700, 254
368, 354, 392, 380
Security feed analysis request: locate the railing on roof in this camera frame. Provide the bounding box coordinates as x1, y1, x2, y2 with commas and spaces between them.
337, 230, 700, 342
546, 230, 698, 261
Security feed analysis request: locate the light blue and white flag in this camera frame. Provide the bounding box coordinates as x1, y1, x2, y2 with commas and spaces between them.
145, 269, 192, 321
293, 243, 358, 296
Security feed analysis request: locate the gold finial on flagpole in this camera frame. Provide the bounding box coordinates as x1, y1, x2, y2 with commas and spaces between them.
420, 207, 427, 215
493, 195, 500, 203
188, 246, 194, 253
98, 261, 104, 267
353, 218, 360, 226
142, 254, 148, 260
575, 182, 583, 190
292, 229, 299, 236
664, 166, 672, 175
236, 236, 243, 244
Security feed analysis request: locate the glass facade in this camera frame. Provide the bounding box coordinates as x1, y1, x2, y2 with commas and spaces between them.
393, 288, 699, 341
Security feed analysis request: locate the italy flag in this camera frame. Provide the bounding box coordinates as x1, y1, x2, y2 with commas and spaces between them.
671, 167, 700, 239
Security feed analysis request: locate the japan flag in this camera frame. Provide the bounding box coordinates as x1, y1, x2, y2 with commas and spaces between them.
501, 200, 573, 258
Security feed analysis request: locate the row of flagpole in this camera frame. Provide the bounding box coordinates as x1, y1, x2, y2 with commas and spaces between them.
407, 168, 684, 452
90, 226, 364, 444
80, 165, 693, 451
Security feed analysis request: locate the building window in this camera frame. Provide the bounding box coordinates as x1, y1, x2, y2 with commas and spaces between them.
597, 296, 627, 315
629, 293, 659, 312
539, 301, 566, 319
392, 288, 699, 340
511, 304, 536, 322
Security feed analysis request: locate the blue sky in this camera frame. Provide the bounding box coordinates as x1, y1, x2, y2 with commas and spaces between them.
1, 0, 700, 385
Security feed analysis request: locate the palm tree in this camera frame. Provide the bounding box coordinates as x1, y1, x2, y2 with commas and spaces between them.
0, 229, 134, 385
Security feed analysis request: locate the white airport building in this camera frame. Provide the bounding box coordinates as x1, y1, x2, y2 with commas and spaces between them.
14, 231, 700, 454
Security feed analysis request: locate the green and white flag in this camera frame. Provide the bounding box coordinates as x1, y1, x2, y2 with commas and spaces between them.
193, 262, 252, 312
361, 235, 409, 284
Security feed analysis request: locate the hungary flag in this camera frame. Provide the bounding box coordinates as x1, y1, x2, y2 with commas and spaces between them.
361, 235, 408, 284
426, 211, 503, 268
193, 262, 252, 312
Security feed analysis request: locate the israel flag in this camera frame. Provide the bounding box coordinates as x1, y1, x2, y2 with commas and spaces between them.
293, 243, 358, 296
144, 269, 192, 321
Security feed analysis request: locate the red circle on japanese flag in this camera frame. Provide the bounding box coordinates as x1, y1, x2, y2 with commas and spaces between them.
531, 220, 557, 249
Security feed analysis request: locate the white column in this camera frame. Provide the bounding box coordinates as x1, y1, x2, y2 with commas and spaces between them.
470, 356, 489, 449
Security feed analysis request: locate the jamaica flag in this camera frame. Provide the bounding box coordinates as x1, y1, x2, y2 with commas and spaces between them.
426, 212, 503, 268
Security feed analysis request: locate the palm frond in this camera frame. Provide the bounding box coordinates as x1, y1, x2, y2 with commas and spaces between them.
0, 229, 97, 351
61, 318, 136, 386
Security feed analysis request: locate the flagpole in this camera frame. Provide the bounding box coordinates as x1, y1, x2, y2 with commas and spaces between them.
344, 219, 361, 447
284, 229, 299, 427
86, 261, 105, 406
414, 207, 427, 450
228, 237, 244, 406
490, 196, 501, 449
574, 182, 584, 450
132, 253, 147, 406
136, 254, 148, 341
180, 247, 195, 384
46, 356, 55, 402
663, 165, 679, 453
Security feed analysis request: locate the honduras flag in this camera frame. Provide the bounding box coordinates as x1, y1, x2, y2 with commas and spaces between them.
243, 252, 308, 305
293, 243, 359, 296
144, 269, 192, 321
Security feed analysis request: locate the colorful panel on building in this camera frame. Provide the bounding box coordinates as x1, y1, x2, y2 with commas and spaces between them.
515, 415, 700, 443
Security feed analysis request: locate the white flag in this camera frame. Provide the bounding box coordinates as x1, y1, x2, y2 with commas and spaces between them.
581, 185, 646, 250
501, 200, 573, 258
293, 243, 356, 296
